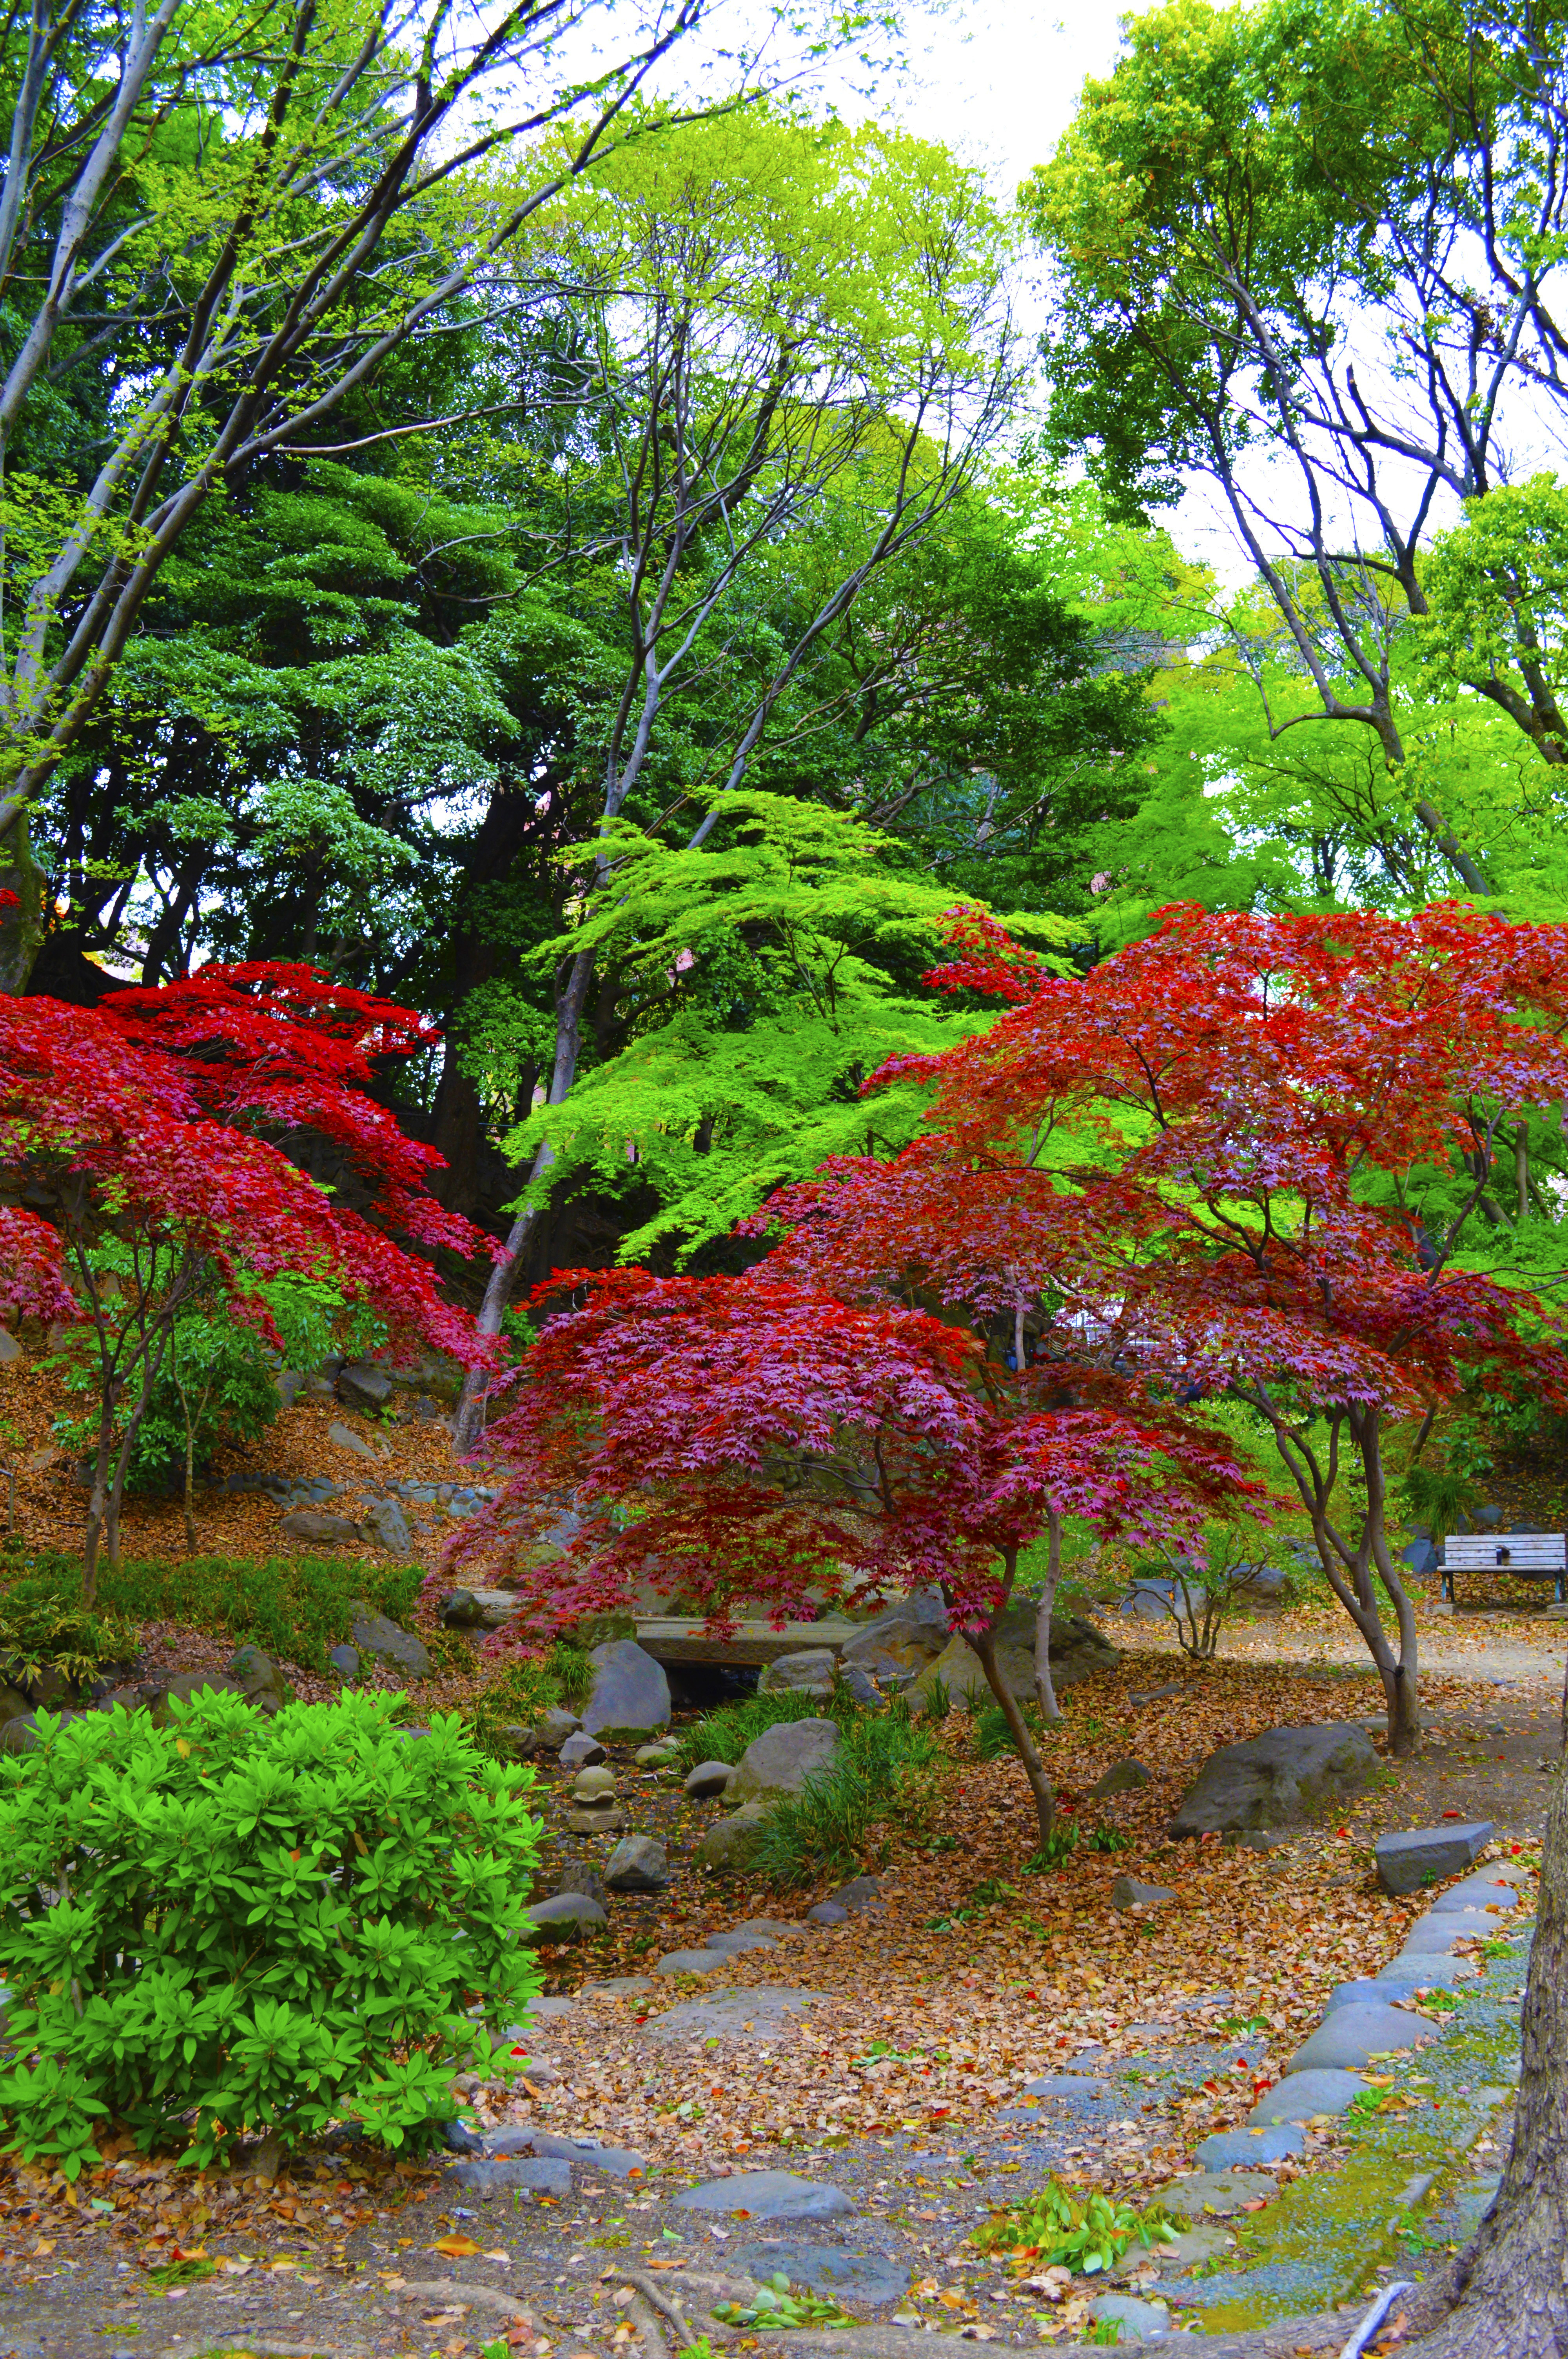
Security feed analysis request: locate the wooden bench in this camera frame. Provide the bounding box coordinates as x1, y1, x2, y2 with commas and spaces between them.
1441, 1532, 1566, 1604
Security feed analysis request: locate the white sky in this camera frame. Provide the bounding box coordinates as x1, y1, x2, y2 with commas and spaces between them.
894, 0, 1124, 202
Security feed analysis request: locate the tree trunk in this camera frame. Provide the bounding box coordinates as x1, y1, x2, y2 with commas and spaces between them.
1033, 1508, 1063, 1725
0, 810, 47, 995
1402, 1767, 1568, 2356
971, 1619, 1055, 1852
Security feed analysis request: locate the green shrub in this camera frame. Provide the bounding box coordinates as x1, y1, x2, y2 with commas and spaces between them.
973, 2177, 1176, 2275
463, 1648, 585, 1760
974, 1696, 1054, 1761
549, 1641, 593, 1710
749, 1706, 941, 1886
82, 1553, 423, 1675
0, 1688, 543, 2177
0, 1570, 138, 1688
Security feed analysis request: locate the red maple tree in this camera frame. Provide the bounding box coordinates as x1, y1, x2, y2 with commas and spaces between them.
0, 966, 490, 1591
452, 1266, 1263, 1842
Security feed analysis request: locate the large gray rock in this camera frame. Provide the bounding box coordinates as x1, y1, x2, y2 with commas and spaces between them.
148, 1672, 248, 1725
604, 1836, 669, 1893
1169, 1722, 1376, 1837
350, 1606, 430, 1677
1376, 1822, 1494, 1896
281, 1508, 361, 1545
361, 1496, 415, 1558
1289, 2002, 1440, 2073
338, 1360, 395, 1412
694, 1803, 773, 1872
676, 2170, 853, 2222
560, 1730, 607, 1768
840, 1587, 951, 1683
684, 1759, 735, 1799
759, 1647, 837, 1696
1249, 2069, 1368, 2124
522, 1893, 607, 1945
727, 1717, 840, 1803
581, 1639, 670, 1741
912, 1601, 1118, 1706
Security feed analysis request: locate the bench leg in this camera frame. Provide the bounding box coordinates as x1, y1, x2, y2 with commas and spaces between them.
1442, 1570, 1454, 1601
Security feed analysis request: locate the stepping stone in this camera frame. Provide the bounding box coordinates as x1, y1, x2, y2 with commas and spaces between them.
1400, 1911, 1504, 1954
731, 2244, 909, 2305
1376, 1822, 1493, 1896
1022, 2074, 1111, 2099
518, 1994, 575, 2018
1151, 2225, 1234, 2267
703, 1928, 778, 1955
657, 1948, 733, 1975
1289, 2002, 1440, 2073
486, 2129, 647, 2178
1331, 1968, 1472, 2011
1250, 2069, 1367, 2124
446, 2156, 573, 2198
637, 1986, 827, 2045
1089, 2292, 1169, 2341
581, 1977, 656, 1997
677, 2170, 854, 2222
1155, 2170, 1276, 2220
1194, 2126, 1304, 2168
1112, 1876, 1175, 1909
1432, 1877, 1521, 1914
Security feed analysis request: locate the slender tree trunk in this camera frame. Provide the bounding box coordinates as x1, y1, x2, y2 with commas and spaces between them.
1405, 1769, 1568, 2355
1033, 1508, 1063, 1725
971, 1562, 1056, 1852
1516, 1125, 1530, 1223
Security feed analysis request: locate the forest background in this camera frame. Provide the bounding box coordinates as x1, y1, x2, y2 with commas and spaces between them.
11, 0, 1568, 1408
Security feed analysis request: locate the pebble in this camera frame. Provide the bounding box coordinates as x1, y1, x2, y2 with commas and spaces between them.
677, 2170, 854, 2221
807, 1900, 849, 1925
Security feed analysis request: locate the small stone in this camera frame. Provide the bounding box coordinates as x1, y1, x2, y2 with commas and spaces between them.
350, 1606, 430, 1677
656, 1948, 734, 1976
684, 1759, 735, 1798
1155, 2170, 1276, 2220
445, 2156, 573, 2199
442, 1589, 486, 1628
1090, 1757, 1153, 1797
1375, 1821, 1495, 1896
676, 2170, 853, 2221
560, 1730, 607, 1768
1288, 2002, 1440, 2073
758, 1647, 837, 1696
1194, 2126, 1305, 2168
702, 1927, 777, 1954
361, 1496, 415, 1558
604, 1836, 669, 1892
837, 1661, 886, 1710
636, 1742, 679, 1767
828, 1874, 884, 1914
1088, 2292, 1170, 2341
554, 1865, 608, 1906
327, 1643, 361, 1679
538, 1708, 581, 1750
522, 1893, 608, 1944
512, 2131, 647, 2178
1112, 1876, 1176, 1910
1020, 2074, 1110, 2099
328, 1417, 386, 1462
1249, 2068, 1368, 2124
807, 1900, 849, 1925
228, 1645, 285, 1710
572, 1765, 618, 1801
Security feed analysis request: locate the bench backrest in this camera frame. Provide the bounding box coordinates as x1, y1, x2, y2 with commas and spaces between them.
1444, 1532, 1566, 1570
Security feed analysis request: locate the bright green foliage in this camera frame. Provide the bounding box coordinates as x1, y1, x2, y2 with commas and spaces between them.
713, 2274, 857, 2330
463, 1645, 592, 1759
1421, 476, 1568, 761
497, 793, 1076, 1263
0, 1690, 542, 2175
82, 1554, 422, 1676
973, 2178, 1177, 2276
0, 1571, 137, 1690
674, 1687, 857, 1772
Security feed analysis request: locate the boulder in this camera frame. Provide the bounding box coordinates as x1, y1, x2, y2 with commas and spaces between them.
684, 1759, 735, 1799
537, 1707, 581, 1751
1375, 1822, 1494, 1896
1122, 1574, 1205, 1621
759, 1648, 837, 1697
281, 1508, 361, 1545
0, 1712, 38, 1753
694, 1802, 773, 1872
350, 1607, 431, 1679
840, 1587, 951, 1684
327, 1643, 361, 1679
522, 1893, 608, 1944
836, 1661, 886, 1711
228, 1646, 286, 1712
581, 1639, 671, 1742
0, 1681, 29, 1727
1090, 1757, 1152, 1798
1237, 1562, 1291, 1602
442, 1589, 485, 1628
337, 1360, 394, 1412
604, 1836, 669, 1893
560, 1731, 607, 1769
727, 1717, 840, 1803
912, 1603, 1118, 1707
1168, 1722, 1376, 1837
361, 1497, 415, 1558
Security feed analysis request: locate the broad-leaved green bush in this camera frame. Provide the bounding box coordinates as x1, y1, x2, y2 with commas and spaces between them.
0, 1688, 542, 2176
